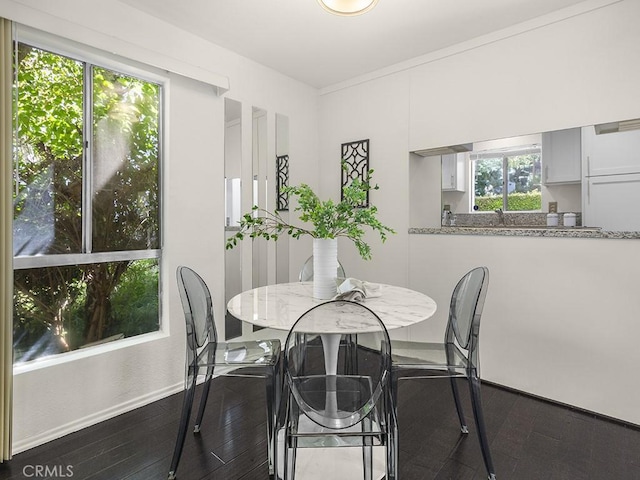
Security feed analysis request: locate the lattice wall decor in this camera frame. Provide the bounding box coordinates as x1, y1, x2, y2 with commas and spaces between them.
341, 139, 369, 207
276, 154, 289, 211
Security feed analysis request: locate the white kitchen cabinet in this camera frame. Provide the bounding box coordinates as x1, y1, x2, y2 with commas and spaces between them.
583, 173, 640, 230
542, 128, 581, 184
441, 153, 466, 192
582, 125, 640, 176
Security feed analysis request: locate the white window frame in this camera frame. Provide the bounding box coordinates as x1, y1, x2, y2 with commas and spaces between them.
471, 145, 542, 212
12, 26, 168, 363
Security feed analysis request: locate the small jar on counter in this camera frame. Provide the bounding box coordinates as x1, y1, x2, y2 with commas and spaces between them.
563, 213, 576, 227
546, 213, 558, 227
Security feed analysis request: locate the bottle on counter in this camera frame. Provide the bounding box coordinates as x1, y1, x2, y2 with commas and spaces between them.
442, 210, 451, 226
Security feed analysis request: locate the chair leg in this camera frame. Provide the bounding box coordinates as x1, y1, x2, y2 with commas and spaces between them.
265, 370, 277, 478
389, 427, 399, 480
281, 427, 288, 480
362, 444, 373, 480
449, 375, 469, 434
387, 396, 398, 480
468, 375, 496, 480
193, 365, 214, 433
361, 416, 373, 480
168, 374, 198, 480
283, 428, 297, 480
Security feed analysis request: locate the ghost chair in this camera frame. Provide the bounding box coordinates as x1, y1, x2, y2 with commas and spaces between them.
278, 300, 397, 480
390, 266, 496, 480
168, 266, 281, 479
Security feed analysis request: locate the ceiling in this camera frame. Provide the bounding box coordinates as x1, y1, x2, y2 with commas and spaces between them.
119, 0, 589, 89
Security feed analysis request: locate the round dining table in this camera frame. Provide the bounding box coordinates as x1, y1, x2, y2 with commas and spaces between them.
227, 281, 437, 333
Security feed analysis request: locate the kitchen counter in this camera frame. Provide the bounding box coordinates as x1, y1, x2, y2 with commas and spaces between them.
409, 226, 640, 239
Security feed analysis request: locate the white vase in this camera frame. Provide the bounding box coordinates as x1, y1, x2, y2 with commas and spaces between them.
313, 238, 338, 300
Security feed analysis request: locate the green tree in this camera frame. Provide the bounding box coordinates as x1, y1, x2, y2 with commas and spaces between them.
13, 44, 160, 358
474, 157, 502, 197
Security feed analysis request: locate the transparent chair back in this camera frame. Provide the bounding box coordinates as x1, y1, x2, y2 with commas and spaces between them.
176, 266, 217, 365
446, 266, 489, 368
284, 300, 390, 433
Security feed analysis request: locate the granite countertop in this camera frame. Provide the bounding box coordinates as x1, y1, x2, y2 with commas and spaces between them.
409, 226, 640, 239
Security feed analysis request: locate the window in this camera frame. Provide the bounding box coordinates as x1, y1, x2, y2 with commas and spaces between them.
13, 42, 162, 363
472, 146, 542, 211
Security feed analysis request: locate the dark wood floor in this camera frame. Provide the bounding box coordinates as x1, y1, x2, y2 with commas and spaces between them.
1, 375, 639, 480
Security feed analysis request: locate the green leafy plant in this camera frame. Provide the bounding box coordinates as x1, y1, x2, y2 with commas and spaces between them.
474, 191, 541, 211
226, 163, 395, 260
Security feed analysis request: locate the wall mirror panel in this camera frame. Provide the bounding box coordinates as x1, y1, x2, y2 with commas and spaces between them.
224, 98, 243, 340
225, 105, 292, 340
275, 114, 290, 284
414, 117, 640, 232
252, 107, 268, 289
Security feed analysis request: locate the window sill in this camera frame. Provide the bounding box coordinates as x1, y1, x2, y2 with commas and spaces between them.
13, 330, 169, 375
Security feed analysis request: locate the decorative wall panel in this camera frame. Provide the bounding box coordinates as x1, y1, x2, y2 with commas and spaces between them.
276, 154, 289, 211
341, 139, 369, 207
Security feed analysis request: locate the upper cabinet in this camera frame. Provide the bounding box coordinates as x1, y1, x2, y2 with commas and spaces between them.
542, 128, 581, 184
441, 153, 466, 192
582, 125, 640, 177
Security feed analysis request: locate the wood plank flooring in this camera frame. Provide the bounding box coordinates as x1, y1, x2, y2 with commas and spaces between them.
1, 376, 638, 479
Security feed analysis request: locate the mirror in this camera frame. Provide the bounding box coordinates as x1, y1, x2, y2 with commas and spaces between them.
275, 114, 290, 284
224, 98, 243, 340
420, 118, 640, 231
225, 104, 291, 339
252, 107, 268, 288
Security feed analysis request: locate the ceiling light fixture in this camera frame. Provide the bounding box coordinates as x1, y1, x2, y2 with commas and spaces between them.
317, 0, 379, 16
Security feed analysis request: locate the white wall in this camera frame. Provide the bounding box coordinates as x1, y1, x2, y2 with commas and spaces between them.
2, 0, 319, 452
407, 0, 640, 152
318, 0, 640, 425
409, 234, 640, 425
318, 72, 413, 287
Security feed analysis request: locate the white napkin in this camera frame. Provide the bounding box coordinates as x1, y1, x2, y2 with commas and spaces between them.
333, 278, 381, 302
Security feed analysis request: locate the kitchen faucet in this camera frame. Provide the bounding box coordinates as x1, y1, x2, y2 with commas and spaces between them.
495, 208, 505, 226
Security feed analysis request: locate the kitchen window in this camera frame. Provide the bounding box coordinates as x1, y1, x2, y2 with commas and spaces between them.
12, 41, 163, 363
472, 146, 542, 211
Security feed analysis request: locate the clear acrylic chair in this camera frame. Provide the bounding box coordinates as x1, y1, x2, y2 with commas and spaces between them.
298, 255, 346, 282
390, 266, 496, 480
168, 266, 281, 480
278, 300, 397, 480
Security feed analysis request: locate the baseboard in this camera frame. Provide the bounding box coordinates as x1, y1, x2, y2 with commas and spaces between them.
483, 379, 640, 431
12, 382, 184, 455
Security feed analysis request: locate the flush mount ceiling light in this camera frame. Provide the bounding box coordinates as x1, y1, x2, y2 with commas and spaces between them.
317, 0, 380, 16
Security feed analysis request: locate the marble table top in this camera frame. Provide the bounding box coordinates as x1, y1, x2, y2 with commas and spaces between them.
227, 281, 437, 332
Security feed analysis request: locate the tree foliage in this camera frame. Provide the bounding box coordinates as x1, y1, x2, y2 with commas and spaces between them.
474, 153, 541, 211
474, 192, 542, 212
12, 44, 160, 361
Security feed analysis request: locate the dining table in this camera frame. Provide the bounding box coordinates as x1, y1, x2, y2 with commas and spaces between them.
226, 280, 437, 334
226, 280, 437, 480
